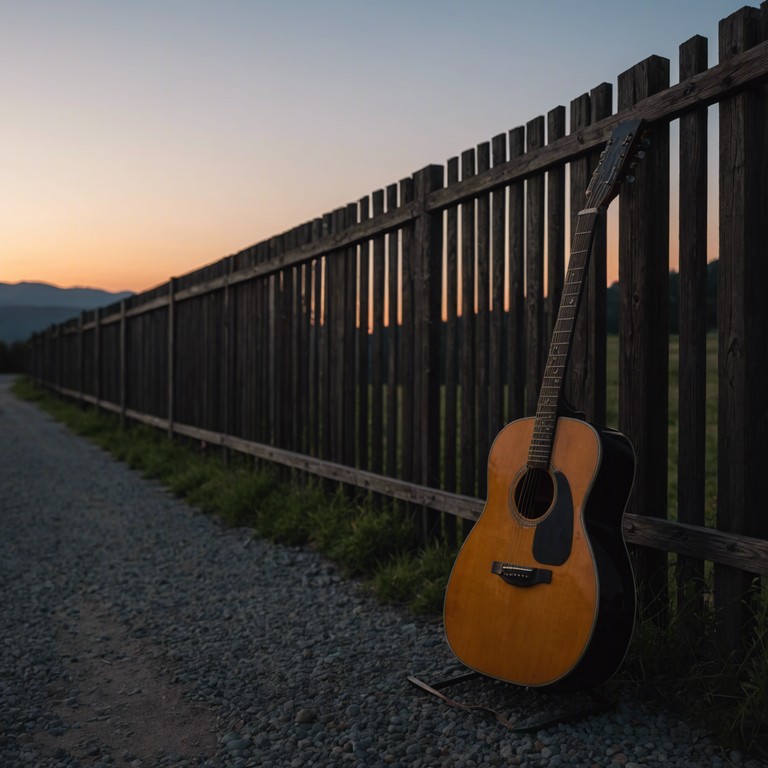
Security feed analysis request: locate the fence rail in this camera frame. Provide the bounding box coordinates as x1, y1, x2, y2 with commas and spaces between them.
28, 5, 768, 650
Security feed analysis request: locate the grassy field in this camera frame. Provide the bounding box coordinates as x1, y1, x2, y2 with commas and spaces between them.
606, 333, 719, 525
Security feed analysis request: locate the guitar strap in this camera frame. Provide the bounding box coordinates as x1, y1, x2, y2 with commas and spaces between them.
407, 671, 612, 732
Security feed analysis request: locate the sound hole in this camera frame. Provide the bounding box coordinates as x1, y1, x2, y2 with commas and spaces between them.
513, 466, 555, 521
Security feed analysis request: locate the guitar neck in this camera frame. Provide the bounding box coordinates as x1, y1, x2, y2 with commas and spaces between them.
528, 207, 601, 470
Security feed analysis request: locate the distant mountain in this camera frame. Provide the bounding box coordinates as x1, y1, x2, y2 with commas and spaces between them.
0, 281, 133, 343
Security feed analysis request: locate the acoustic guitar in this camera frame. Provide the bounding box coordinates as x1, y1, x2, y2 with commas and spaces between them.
443, 119, 646, 689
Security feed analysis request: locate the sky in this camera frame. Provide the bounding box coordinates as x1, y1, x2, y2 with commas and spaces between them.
0, 0, 749, 294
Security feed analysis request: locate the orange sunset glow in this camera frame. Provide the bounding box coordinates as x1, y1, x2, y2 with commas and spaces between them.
2, 1, 737, 296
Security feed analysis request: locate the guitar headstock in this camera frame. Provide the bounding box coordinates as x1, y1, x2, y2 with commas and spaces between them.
585, 118, 647, 209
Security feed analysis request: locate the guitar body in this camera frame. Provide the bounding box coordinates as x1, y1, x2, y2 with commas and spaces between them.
443, 120, 646, 690
443, 416, 635, 689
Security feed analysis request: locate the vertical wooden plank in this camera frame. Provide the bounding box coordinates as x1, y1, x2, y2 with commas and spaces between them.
320, 213, 333, 460
358, 196, 371, 471
546, 107, 566, 345
344, 202, 358, 467
490, 134, 506, 441
291, 231, 304, 452
386, 183, 399, 478
565, 93, 591, 417
400, 178, 415, 482
586, 83, 612, 426
716, 7, 768, 650
476, 142, 491, 500
119, 299, 127, 428
299, 223, 313, 455
566, 85, 612, 423
256, 241, 270, 444
525, 116, 545, 415
460, 148, 476, 497
372, 189, 386, 475
507, 126, 526, 422
282, 231, 295, 449
222, 260, 233, 446
77, 313, 84, 400
311, 218, 323, 456
94, 307, 101, 406
444, 157, 460, 497
329, 209, 346, 464
167, 278, 176, 437
414, 164, 444, 541
677, 34, 709, 624
618, 55, 671, 620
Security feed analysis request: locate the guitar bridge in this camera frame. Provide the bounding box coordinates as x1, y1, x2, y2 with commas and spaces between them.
491, 561, 552, 587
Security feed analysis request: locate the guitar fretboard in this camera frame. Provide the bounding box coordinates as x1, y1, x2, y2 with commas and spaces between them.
528, 208, 600, 470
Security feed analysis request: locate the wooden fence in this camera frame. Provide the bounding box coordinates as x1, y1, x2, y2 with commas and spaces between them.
28, 5, 768, 651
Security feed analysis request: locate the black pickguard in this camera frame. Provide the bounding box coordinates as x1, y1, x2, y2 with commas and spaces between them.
532, 471, 573, 566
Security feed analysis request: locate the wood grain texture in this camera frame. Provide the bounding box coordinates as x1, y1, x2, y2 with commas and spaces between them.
618, 56, 671, 616
444, 417, 600, 687
716, 6, 768, 650
677, 34, 708, 619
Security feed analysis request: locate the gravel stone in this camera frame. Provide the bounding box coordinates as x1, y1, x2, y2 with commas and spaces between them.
0, 375, 749, 766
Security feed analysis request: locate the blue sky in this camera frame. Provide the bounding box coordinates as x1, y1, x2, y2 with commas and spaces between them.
0, 0, 746, 291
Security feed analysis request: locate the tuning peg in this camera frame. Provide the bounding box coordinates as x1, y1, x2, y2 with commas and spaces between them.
640, 137, 651, 149
636, 150, 647, 160
625, 174, 636, 184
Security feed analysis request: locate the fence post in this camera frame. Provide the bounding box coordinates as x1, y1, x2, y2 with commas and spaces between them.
618, 55, 671, 623
525, 116, 545, 415
77, 313, 84, 402
716, 6, 768, 652
119, 299, 127, 429
167, 279, 176, 438
94, 308, 101, 407
566, 84, 612, 423
413, 164, 444, 542
507, 126, 525, 423
677, 34, 709, 631
459, 149, 476, 495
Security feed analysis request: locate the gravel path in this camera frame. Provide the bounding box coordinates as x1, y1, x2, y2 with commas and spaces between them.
0, 375, 758, 768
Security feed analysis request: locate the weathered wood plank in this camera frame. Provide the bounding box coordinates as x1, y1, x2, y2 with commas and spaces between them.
372, 189, 386, 474
618, 55, 671, 617
385, 183, 399, 479
399, 178, 416, 482
344, 203, 358, 467
546, 107, 566, 345
507, 126, 525, 423
460, 148, 477, 496
413, 165, 444, 541
525, 116, 545, 415
320, 214, 333, 459
677, 34, 709, 620
566, 84, 612, 423
489, 134, 506, 440
565, 92, 592, 414
330, 210, 347, 462
476, 142, 491, 500
716, 7, 768, 650
444, 157, 459, 499
357, 196, 371, 471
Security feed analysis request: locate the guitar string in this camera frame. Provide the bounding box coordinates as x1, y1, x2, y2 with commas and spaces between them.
511, 215, 597, 563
